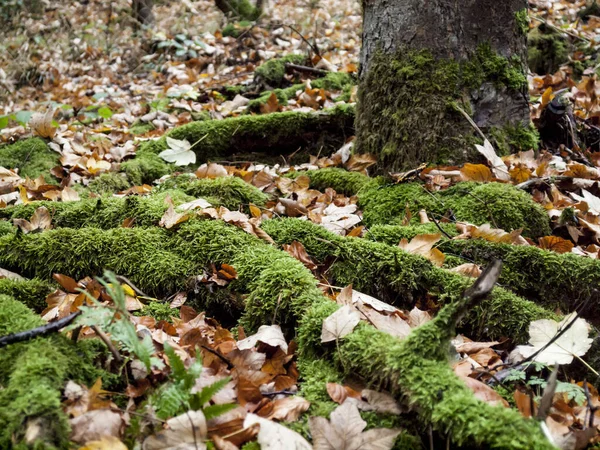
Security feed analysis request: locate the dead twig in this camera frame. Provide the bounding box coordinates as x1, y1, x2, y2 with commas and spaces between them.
0, 311, 81, 348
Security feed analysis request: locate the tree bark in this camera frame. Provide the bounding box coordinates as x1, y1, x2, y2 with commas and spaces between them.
132, 0, 154, 25
355, 0, 532, 172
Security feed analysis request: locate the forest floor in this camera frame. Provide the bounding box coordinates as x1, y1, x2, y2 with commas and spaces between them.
2, 0, 600, 449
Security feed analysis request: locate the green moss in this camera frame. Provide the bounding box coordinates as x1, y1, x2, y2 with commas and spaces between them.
0, 227, 196, 296
287, 168, 374, 195
222, 21, 252, 38
254, 54, 308, 88
578, 0, 600, 20
0, 277, 52, 312
121, 150, 173, 185
490, 123, 540, 155
358, 181, 551, 238
0, 295, 103, 448
515, 8, 530, 35
240, 443, 260, 450
355, 45, 528, 171
129, 121, 156, 135
262, 217, 555, 342
216, 0, 260, 20
139, 106, 355, 163
88, 172, 131, 195
136, 301, 177, 322
528, 25, 569, 74
0, 138, 59, 180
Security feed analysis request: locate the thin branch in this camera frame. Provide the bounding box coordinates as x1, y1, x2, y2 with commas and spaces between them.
0, 311, 81, 348
201, 345, 233, 369
285, 63, 328, 76
92, 325, 123, 364
115, 275, 148, 298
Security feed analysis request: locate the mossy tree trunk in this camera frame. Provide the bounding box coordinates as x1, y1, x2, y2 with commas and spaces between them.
355, 0, 533, 171
132, 0, 154, 25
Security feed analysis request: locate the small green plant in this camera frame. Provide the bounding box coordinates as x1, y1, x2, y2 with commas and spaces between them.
69, 270, 163, 372
150, 343, 237, 420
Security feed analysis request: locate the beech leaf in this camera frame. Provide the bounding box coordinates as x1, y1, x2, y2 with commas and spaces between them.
321, 305, 360, 343
243, 413, 311, 450
159, 137, 197, 166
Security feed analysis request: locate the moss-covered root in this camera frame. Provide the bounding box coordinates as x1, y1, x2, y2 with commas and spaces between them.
261, 218, 555, 342
139, 105, 355, 165
527, 24, 569, 75
358, 181, 551, 238
0, 138, 60, 181
296, 305, 555, 449
0, 295, 101, 448
0, 277, 53, 312
121, 149, 173, 186
0, 177, 267, 229
368, 224, 600, 317
253, 54, 308, 88
286, 168, 374, 196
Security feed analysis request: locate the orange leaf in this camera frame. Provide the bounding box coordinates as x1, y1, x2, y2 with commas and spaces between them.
460, 163, 494, 182
538, 236, 574, 254
510, 166, 532, 184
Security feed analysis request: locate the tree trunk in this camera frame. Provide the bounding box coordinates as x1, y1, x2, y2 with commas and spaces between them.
355, 0, 533, 172
132, 0, 154, 25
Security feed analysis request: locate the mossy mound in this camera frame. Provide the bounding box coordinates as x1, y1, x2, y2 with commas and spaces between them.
261, 217, 556, 342
528, 24, 569, 74
254, 54, 308, 88
0, 277, 53, 312
286, 168, 374, 195
121, 150, 173, 186
88, 172, 131, 195
368, 223, 600, 317
0, 138, 59, 180
0, 295, 105, 448
138, 106, 355, 165
358, 181, 551, 238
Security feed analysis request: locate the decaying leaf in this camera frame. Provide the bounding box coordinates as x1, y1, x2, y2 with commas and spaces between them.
29, 108, 57, 139
398, 233, 445, 266
243, 414, 311, 450
70, 409, 123, 445
474, 139, 510, 181
237, 325, 288, 353
13, 206, 52, 234
143, 410, 207, 450
321, 305, 360, 343
309, 401, 401, 450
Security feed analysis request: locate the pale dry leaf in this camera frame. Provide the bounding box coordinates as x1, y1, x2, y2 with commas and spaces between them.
398, 233, 445, 266
29, 108, 57, 139
237, 324, 288, 353
474, 139, 510, 181
360, 389, 403, 415
459, 376, 509, 407
61, 186, 80, 202
358, 307, 411, 339
571, 189, 600, 215
0, 267, 24, 280
159, 204, 190, 229
321, 305, 361, 343
449, 263, 482, 278
143, 410, 207, 450
516, 313, 593, 365
243, 413, 311, 450
408, 306, 432, 328
159, 137, 196, 166
177, 198, 212, 211
266, 396, 311, 422
196, 163, 228, 179
70, 409, 123, 445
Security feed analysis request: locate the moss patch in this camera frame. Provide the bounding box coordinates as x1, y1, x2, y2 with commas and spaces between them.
528, 24, 569, 74
254, 54, 308, 88
286, 168, 374, 195
121, 150, 173, 186
0, 138, 59, 180
88, 172, 132, 195
358, 181, 551, 238
355, 45, 528, 171
0, 277, 52, 312
0, 295, 104, 448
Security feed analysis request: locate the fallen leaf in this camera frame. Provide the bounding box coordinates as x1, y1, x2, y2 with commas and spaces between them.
29, 108, 57, 139
237, 324, 288, 353
260, 92, 281, 114
449, 263, 482, 278
79, 436, 128, 450
159, 137, 197, 166
196, 163, 228, 179
265, 396, 310, 422
474, 139, 510, 181
283, 240, 317, 271
459, 376, 509, 407
321, 305, 360, 343
538, 236, 574, 254
516, 313, 593, 365
309, 400, 401, 450
70, 409, 123, 445
460, 163, 494, 182
326, 383, 361, 404
143, 410, 207, 450
398, 233, 445, 266
243, 414, 311, 450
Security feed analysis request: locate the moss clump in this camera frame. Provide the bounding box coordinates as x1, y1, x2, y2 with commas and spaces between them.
358, 181, 551, 238
222, 21, 252, 38
254, 54, 308, 88
136, 301, 178, 322
139, 106, 355, 163
286, 168, 374, 195
129, 121, 156, 135
88, 172, 131, 195
0, 295, 103, 448
215, 0, 260, 20
528, 25, 569, 74
515, 8, 530, 35
355, 45, 528, 171
368, 224, 600, 317
262, 217, 555, 342
0, 138, 60, 180
121, 150, 173, 185
490, 123, 540, 155
0, 227, 196, 297
0, 277, 52, 312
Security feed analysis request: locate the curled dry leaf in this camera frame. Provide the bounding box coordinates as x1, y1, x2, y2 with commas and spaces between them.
265, 396, 310, 422
196, 163, 228, 179
13, 206, 52, 234
29, 108, 57, 139
143, 410, 207, 450
449, 263, 482, 278
237, 324, 288, 353
398, 233, 445, 266
69, 409, 123, 445
326, 382, 362, 405
538, 236, 574, 254
474, 139, 510, 181
283, 240, 317, 271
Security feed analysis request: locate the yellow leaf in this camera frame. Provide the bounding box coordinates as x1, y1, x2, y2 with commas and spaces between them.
260, 92, 280, 114
510, 166, 532, 183
79, 436, 127, 450
541, 87, 554, 108
460, 163, 494, 182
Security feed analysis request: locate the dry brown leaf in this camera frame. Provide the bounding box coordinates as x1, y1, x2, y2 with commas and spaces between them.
29, 108, 57, 139
408, 306, 432, 328
237, 324, 288, 353
459, 376, 509, 407
449, 263, 482, 278
538, 236, 574, 254
260, 92, 281, 114
326, 383, 362, 404
398, 233, 445, 266
61, 186, 81, 202
345, 153, 377, 172
244, 414, 311, 450
143, 410, 207, 450
265, 397, 310, 422
283, 240, 317, 271
70, 409, 123, 445
14, 206, 52, 233
277, 175, 310, 194
196, 163, 229, 179
309, 401, 401, 450
360, 389, 404, 415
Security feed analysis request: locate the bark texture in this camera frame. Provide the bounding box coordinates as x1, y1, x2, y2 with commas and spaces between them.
132, 0, 154, 25
356, 0, 533, 172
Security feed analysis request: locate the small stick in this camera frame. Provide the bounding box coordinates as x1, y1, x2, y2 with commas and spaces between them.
0, 311, 81, 348
92, 325, 123, 364
115, 275, 148, 298
285, 63, 328, 76
201, 345, 233, 369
